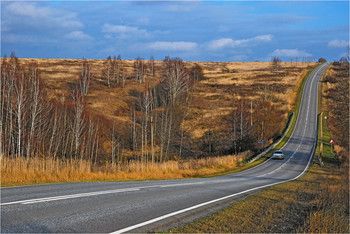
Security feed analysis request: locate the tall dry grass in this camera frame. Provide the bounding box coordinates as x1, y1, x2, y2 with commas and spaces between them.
297, 165, 349, 233
1, 153, 248, 186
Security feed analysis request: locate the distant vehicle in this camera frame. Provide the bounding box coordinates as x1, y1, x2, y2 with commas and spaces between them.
272, 150, 284, 159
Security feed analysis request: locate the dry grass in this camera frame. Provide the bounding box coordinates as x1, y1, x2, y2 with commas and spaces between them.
1, 153, 248, 186
168, 163, 349, 233
184, 62, 314, 140
17, 58, 314, 143
183, 62, 315, 156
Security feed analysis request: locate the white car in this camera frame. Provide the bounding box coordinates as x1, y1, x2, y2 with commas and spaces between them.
272, 150, 284, 159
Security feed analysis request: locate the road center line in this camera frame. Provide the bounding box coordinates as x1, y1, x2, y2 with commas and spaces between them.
1, 181, 220, 206
1, 187, 141, 206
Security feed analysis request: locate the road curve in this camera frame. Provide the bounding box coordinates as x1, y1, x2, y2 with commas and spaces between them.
1, 63, 330, 233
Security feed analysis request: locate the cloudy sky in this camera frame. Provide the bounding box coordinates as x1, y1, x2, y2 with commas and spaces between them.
1, 1, 349, 62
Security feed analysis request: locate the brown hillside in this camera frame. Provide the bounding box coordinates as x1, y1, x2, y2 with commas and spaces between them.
16, 58, 315, 157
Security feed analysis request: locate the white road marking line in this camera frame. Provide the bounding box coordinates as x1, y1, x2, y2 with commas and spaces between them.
1, 182, 216, 206
110, 64, 328, 234
1, 188, 140, 206
160, 182, 204, 188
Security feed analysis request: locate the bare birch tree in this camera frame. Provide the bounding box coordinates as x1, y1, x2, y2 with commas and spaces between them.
134, 57, 146, 84
72, 89, 85, 160
104, 56, 112, 87
116, 55, 122, 84
148, 56, 155, 77
13, 74, 27, 157
80, 60, 92, 95
25, 63, 48, 159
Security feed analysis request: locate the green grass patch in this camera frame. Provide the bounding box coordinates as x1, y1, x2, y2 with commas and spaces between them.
320, 112, 334, 159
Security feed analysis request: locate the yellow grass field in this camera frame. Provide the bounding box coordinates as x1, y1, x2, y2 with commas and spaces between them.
1, 153, 249, 186
1, 58, 315, 186
17, 58, 315, 143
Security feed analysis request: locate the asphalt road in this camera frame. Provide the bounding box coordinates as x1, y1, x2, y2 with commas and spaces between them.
1, 63, 330, 233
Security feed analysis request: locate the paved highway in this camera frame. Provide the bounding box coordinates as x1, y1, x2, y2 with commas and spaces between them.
1, 63, 329, 233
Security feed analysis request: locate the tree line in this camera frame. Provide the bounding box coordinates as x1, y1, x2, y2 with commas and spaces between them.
0, 53, 101, 162
0, 53, 205, 164
1, 52, 286, 165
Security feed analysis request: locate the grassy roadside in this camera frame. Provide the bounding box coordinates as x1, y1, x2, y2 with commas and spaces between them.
167, 63, 349, 233
168, 162, 349, 233
274, 65, 319, 149
1, 153, 263, 187
1, 154, 268, 187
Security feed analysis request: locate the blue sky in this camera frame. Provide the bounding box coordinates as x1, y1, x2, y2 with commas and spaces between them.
1, 1, 349, 62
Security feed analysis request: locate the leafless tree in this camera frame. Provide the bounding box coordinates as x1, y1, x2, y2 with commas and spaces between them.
0, 56, 9, 158
80, 60, 92, 95
271, 57, 281, 71
13, 73, 27, 157
25, 63, 48, 159
148, 56, 155, 77
48, 105, 59, 158
140, 87, 152, 160
116, 55, 122, 84
111, 122, 122, 165
156, 57, 192, 160
191, 63, 204, 82
134, 57, 147, 84
104, 56, 112, 87
229, 98, 256, 154
72, 88, 85, 160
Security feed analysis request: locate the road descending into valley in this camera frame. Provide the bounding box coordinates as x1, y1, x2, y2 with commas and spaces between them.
1, 63, 330, 233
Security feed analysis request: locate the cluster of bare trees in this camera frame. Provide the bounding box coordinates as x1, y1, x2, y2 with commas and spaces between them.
126, 57, 193, 162
191, 63, 204, 82
228, 98, 284, 155
103, 55, 124, 87
102, 55, 156, 88
271, 57, 282, 71
0, 53, 100, 162
79, 60, 92, 95
2, 52, 289, 166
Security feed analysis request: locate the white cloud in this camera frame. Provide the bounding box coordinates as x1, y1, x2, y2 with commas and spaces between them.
147, 41, 198, 51
102, 23, 151, 38
207, 34, 273, 50
270, 49, 312, 57
207, 38, 234, 50
328, 40, 349, 48
4, 2, 83, 30
65, 31, 92, 41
